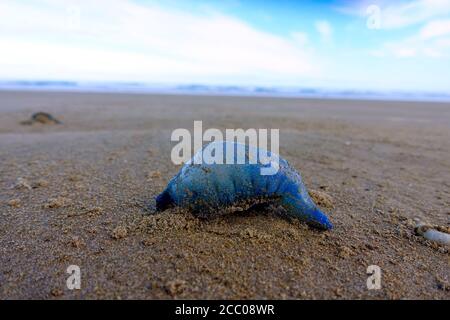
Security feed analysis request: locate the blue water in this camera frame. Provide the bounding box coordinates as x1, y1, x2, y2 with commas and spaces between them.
1, 80, 449, 102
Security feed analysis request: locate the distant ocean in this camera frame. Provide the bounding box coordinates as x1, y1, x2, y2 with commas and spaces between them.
1, 80, 449, 102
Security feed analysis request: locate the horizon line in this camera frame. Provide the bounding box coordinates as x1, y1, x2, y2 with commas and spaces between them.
1, 80, 450, 103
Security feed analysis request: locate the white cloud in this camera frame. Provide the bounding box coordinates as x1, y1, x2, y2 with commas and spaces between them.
380, 0, 450, 29
0, 0, 316, 84
362, 3, 450, 59
370, 43, 418, 58
419, 19, 450, 38
371, 20, 450, 59
392, 46, 417, 58
315, 20, 333, 41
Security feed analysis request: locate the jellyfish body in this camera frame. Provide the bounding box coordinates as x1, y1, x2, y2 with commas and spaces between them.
156, 141, 332, 230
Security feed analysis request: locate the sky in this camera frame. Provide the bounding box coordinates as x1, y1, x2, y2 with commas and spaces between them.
1, 0, 450, 92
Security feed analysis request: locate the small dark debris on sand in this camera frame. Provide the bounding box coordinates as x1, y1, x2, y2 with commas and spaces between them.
85, 206, 103, 217
69, 236, 85, 249
111, 225, 128, 239
20, 112, 62, 125
308, 189, 334, 209
436, 276, 449, 292
44, 197, 71, 209
33, 179, 49, 188
165, 279, 187, 296
50, 288, 63, 297
12, 177, 32, 190
8, 199, 21, 208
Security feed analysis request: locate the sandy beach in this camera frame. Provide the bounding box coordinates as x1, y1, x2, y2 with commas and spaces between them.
0, 90, 448, 299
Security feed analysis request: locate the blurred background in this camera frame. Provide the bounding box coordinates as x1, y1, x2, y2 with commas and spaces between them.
1, 0, 450, 100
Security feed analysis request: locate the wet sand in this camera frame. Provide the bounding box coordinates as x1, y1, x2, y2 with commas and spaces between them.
0, 90, 449, 299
